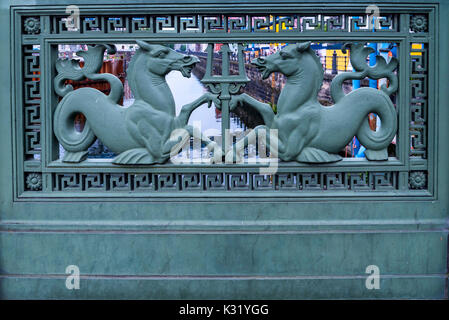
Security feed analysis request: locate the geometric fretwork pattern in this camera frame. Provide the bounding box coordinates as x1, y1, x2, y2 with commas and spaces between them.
50, 14, 398, 34
52, 171, 399, 192
23, 45, 41, 158
409, 43, 427, 158
14, 8, 435, 196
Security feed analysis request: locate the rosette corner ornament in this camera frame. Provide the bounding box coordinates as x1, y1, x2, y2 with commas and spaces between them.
23, 17, 41, 34
410, 15, 428, 33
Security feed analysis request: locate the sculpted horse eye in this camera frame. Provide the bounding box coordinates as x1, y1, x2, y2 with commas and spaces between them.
153, 51, 167, 58
280, 52, 291, 59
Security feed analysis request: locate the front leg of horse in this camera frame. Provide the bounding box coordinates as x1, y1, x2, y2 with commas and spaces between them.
225, 125, 285, 163
186, 125, 223, 164
176, 92, 220, 127
230, 93, 275, 127
161, 125, 222, 164
161, 127, 191, 161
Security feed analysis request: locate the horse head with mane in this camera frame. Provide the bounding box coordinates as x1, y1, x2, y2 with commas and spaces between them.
227, 41, 398, 163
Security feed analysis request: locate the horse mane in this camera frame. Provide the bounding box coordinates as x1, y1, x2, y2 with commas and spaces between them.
126, 49, 144, 100
305, 48, 324, 96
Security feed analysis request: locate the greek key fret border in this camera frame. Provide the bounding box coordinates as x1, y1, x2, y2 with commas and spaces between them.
23, 45, 41, 159
409, 42, 428, 159
47, 14, 399, 34
51, 171, 401, 192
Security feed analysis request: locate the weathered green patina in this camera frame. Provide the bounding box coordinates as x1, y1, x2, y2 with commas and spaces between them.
228, 42, 398, 163
54, 41, 222, 164
0, 0, 448, 299
53, 40, 398, 165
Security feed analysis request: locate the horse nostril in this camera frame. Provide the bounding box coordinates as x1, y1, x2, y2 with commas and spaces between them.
258, 57, 266, 64
183, 56, 192, 62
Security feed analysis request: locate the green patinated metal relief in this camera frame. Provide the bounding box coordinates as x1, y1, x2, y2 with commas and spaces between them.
54, 42, 222, 164
14, 6, 435, 197
228, 42, 398, 163
53, 41, 398, 164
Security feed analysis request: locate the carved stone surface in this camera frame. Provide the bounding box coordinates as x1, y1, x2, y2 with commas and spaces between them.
54, 41, 222, 164
228, 42, 398, 163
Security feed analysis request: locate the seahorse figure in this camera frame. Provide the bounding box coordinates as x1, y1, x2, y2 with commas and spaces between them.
226, 42, 398, 163
54, 41, 222, 164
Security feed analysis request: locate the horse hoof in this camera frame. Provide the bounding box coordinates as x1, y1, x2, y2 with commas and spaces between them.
210, 150, 223, 164
225, 150, 243, 164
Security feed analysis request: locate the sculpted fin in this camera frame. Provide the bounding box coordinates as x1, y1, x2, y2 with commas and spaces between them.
62, 151, 88, 163
297, 147, 342, 163
113, 148, 156, 165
